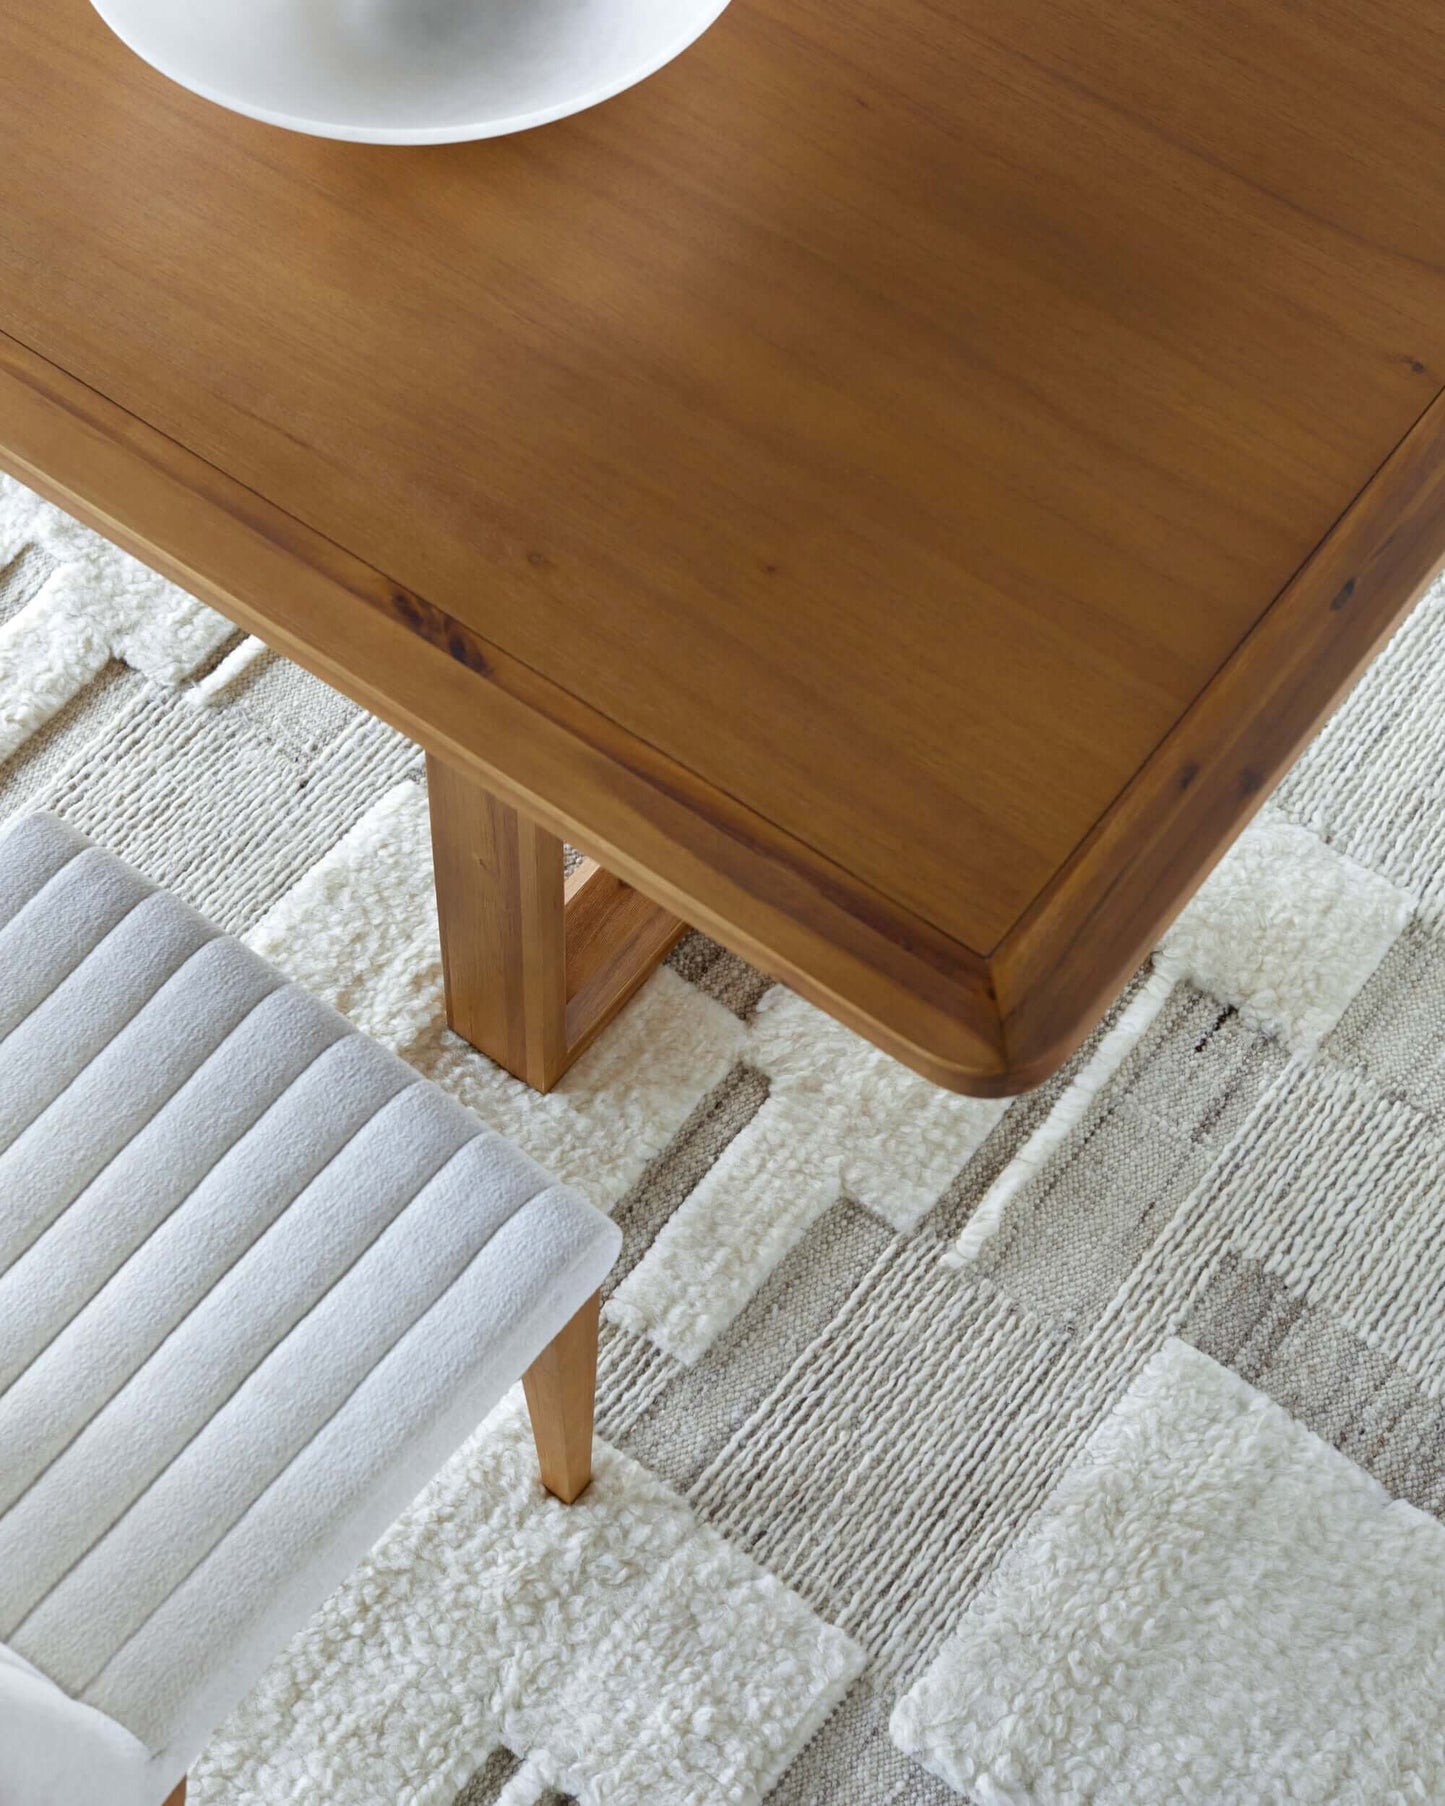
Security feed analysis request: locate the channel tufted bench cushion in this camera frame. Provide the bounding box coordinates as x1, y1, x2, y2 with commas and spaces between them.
0, 811, 620, 1806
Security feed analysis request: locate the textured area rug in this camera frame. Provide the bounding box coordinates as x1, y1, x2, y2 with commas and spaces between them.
4, 468, 1445, 1804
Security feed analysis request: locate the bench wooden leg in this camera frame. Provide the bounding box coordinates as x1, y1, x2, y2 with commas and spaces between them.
523, 1292, 601, 1504
163, 1779, 187, 1806
426, 755, 684, 1092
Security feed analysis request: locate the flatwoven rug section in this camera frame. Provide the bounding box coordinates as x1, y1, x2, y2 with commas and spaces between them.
3, 466, 1445, 1804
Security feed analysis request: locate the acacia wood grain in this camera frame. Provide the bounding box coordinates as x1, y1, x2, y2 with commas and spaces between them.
3, 0, 1445, 1094
994, 387, 1445, 1084
0, 333, 1006, 1089
563, 859, 688, 1070
428, 753, 571, 1089
427, 758, 684, 1089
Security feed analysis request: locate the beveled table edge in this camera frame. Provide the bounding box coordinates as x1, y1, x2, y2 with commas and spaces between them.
993, 383, 1445, 1087
2, 326, 1442, 1096
0, 326, 1009, 1090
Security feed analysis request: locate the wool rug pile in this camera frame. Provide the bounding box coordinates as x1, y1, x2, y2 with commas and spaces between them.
4, 469, 1445, 1804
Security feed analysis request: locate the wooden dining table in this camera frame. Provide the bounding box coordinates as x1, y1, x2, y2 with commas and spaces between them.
3, 0, 1445, 1095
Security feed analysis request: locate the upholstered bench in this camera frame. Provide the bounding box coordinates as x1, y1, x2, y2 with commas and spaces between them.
0, 812, 621, 1806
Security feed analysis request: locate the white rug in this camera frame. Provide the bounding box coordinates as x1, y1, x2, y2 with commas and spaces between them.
894, 1339, 1445, 1805
5, 468, 1445, 1803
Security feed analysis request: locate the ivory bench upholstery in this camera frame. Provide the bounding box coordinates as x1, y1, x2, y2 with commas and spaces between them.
0, 811, 621, 1806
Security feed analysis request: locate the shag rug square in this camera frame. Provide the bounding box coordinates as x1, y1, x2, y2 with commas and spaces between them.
893, 1339, 1445, 1805
4, 469, 1445, 1803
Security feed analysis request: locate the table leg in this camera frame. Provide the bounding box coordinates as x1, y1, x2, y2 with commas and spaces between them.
426, 754, 684, 1091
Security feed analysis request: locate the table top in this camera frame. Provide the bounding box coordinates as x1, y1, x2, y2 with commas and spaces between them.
3, 0, 1445, 1092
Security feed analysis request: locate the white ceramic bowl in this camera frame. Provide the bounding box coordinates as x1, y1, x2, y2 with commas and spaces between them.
89, 0, 732, 143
